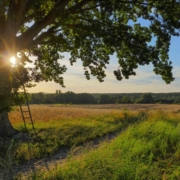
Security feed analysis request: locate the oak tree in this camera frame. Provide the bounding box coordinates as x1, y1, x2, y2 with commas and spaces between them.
0, 0, 179, 136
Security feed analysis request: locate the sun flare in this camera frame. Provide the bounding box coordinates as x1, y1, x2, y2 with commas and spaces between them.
10, 56, 16, 66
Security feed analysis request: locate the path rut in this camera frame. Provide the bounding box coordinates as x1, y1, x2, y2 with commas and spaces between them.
0, 131, 120, 180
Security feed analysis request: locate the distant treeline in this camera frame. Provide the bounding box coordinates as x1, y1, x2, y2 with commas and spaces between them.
27, 91, 180, 104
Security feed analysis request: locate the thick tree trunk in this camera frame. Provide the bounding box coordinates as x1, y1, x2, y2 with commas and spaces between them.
0, 112, 18, 137
0, 56, 19, 137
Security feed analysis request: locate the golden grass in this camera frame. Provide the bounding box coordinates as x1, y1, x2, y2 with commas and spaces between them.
9, 105, 113, 124
9, 104, 180, 125
9, 104, 180, 124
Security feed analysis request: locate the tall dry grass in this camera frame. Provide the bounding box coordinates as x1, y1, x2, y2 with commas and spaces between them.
9, 105, 114, 124
9, 104, 180, 124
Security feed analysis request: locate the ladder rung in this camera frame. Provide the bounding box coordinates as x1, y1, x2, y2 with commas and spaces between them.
24, 117, 31, 119
20, 104, 28, 106
22, 111, 30, 112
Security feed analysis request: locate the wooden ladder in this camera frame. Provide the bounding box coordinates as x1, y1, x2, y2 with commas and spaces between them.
19, 84, 37, 138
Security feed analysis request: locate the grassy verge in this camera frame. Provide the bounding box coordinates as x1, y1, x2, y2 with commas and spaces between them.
30, 110, 180, 180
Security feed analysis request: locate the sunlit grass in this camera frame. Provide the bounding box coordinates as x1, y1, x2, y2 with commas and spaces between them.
7, 106, 180, 163
9, 105, 115, 124
33, 110, 180, 180
7, 106, 142, 162
2, 105, 180, 179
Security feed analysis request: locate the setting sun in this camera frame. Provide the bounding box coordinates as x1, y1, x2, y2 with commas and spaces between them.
10, 56, 16, 66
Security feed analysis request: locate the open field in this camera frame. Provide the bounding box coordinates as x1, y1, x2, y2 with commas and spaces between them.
1, 104, 180, 179
9, 104, 180, 124
36, 111, 180, 180
8, 104, 143, 163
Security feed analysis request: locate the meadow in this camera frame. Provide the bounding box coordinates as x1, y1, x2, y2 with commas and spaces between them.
1, 104, 180, 179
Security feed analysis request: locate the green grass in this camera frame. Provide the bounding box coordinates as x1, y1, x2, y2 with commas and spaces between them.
2, 110, 141, 163
30, 111, 180, 180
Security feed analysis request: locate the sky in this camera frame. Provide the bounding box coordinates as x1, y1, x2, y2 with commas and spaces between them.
28, 36, 180, 94
27, 25, 180, 94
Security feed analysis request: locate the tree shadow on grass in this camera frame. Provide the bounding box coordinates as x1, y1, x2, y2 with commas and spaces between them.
1, 114, 147, 179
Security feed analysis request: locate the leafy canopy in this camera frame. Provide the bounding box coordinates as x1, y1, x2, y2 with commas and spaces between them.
0, 0, 180, 88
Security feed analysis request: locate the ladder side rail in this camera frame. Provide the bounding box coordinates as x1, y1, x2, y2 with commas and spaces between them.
22, 84, 38, 137
19, 105, 28, 132
26, 101, 37, 135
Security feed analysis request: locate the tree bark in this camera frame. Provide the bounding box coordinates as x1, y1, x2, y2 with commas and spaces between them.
0, 112, 18, 137
0, 57, 19, 137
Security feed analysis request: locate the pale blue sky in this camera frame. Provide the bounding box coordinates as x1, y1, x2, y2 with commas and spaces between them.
28, 19, 180, 93
29, 36, 180, 93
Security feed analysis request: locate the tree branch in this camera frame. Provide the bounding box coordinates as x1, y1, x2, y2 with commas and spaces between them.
17, 0, 71, 51
16, 0, 154, 52
4, 0, 30, 37
26, 26, 61, 48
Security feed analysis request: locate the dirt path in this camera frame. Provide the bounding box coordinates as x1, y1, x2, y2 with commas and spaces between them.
0, 131, 120, 180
